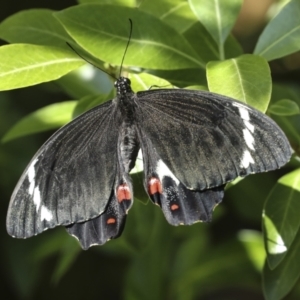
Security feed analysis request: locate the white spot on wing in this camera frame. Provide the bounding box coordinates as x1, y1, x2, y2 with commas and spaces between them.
27, 158, 38, 195
33, 186, 41, 212
232, 102, 256, 152
244, 120, 254, 133
41, 205, 53, 221
156, 159, 180, 185
240, 150, 254, 168
238, 106, 250, 121
243, 128, 255, 150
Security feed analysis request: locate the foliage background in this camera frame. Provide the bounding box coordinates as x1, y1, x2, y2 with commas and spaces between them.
0, 0, 300, 299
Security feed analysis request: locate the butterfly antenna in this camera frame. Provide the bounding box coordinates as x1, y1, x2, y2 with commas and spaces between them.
119, 18, 133, 78
66, 42, 117, 80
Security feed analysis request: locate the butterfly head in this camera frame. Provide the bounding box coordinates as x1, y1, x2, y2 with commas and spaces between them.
114, 77, 133, 96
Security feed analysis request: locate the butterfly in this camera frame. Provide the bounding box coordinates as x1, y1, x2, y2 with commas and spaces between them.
6, 76, 291, 250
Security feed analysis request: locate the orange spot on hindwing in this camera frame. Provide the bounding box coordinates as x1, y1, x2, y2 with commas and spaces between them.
117, 184, 131, 203
171, 204, 179, 211
148, 177, 163, 195
107, 218, 116, 224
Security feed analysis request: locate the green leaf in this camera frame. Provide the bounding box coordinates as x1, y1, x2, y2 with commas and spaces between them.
54, 4, 204, 70
73, 93, 113, 118
263, 169, 300, 269
0, 9, 72, 47
188, 0, 243, 59
263, 229, 300, 300
254, 0, 300, 61
183, 21, 243, 63
270, 85, 300, 150
124, 202, 173, 300
146, 68, 207, 87
268, 99, 300, 116
78, 0, 136, 5
140, 0, 197, 33
170, 236, 259, 300
0, 44, 85, 91
2, 101, 77, 142
51, 238, 81, 284
207, 54, 271, 112
238, 230, 265, 272
183, 21, 220, 62
129, 72, 171, 92
56, 65, 114, 99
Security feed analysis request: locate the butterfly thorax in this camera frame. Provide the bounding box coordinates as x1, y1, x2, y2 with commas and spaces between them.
114, 77, 136, 120
114, 77, 139, 173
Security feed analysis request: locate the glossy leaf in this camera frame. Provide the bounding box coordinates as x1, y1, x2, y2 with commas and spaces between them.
78, 0, 136, 5
269, 99, 300, 116
254, 0, 300, 61
129, 72, 171, 91
263, 169, 300, 269
54, 4, 204, 70
207, 54, 271, 112
0, 44, 84, 91
183, 21, 243, 63
56, 65, 114, 99
189, 0, 243, 59
2, 101, 77, 142
263, 229, 300, 300
0, 9, 71, 47
140, 0, 197, 33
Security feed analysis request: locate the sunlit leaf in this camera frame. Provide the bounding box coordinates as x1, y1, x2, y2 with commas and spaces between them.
140, 0, 197, 33
207, 54, 271, 112
54, 4, 204, 70
188, 0, 243, 59
183, 21, 243, 63
238, 230, 265, 272
263, 169, 300, 269
263, 229, 300, 300
2, 101, 77, 142
129, 72, 171, 91
0, 44, 84, 91
0, 9, 71, 47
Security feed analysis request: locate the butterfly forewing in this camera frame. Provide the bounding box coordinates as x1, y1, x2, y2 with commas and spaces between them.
135, 89, 292, 190
7, 100, 121, 238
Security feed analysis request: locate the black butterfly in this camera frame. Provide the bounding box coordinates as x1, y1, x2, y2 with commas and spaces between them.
6, 77, 291, 249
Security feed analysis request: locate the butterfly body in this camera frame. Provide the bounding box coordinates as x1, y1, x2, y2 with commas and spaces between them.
7, 77, 291, 249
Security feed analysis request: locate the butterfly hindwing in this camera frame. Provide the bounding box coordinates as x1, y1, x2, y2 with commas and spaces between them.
6, 100, 122, 239
66, 171, 133, 250
66, 143, 138, 250
136, 89, 291, 191
139, 132, 224, 225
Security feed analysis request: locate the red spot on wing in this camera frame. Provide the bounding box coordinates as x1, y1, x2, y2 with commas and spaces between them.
117, 184, 131, 203
148, 177, 163, 195
171, 204, 179, 211
107, 218, 116, 224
